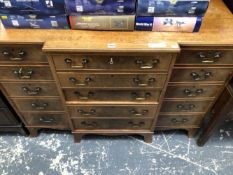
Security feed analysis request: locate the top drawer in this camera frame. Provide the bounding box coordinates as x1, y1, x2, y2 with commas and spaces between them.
52, 54, 173, 71
177, 49, 233, 65
0, 45, 47, 63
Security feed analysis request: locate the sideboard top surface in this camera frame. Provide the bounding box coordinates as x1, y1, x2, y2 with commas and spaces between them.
0, 0, 232, 51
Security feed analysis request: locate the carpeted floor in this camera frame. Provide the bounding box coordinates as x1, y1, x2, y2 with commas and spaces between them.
0, 122, 233, 175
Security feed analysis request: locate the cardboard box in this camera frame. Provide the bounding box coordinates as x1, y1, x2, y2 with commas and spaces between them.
135, 16, 202, 32
65, 0, 135, 15
137, 0, 210, 17
0, 14, 70, 29
0, 0, 66, 15
70, 15, 135, 30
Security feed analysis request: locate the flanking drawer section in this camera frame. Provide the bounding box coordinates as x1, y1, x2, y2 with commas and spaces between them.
0, 45, 47, 63
164, 84, 222, 99
170, 68, 232, 83
72, 119, 152, 130
156, 114, 202, 127
177, 49, 233, 65
12, 98, 64, 112
52, 54, 172, 71
58, 73, 167, 88
2, 82, 59, 97
0, 66, 54, 81
160, 100, 212, 113
63, 89, 161, 103
22, 112, 69, 128
68, 105, 157, 118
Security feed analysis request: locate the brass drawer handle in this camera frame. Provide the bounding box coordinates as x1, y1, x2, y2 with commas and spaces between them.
22, 87, 41, 95
176, 104, 196, 111
198, 51, 221, 63
130, 109, 149, 116
81, 121, 98, 128
190, 70, 212, 81
77, 109, 96, 116
31, 103, 48, 110
13, 67, 33, 79
74, 91, 94, 100
183, 88, 204, 97
64, 58, 88, 69
39, 116, 55, 123
131, 92, 151, 100
171, 118, 188, 124
69, 77, 92, 86
2, 50, 26, 61
135, 59, 160, 69
128, 121, 145, 128
133, 77, 156, 87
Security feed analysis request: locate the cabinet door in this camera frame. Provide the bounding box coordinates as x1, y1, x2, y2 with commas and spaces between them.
0, 107, 19, 126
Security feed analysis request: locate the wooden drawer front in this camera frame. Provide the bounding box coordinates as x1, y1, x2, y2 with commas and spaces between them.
73, 119, 152, 130
53, 54, 172, 71
22, 112, 69, 128
13, 98, 64, 112
170, 68, 232, 83
64, 89, 161, 103
160, 100, 212, 113
0, 66, 54, 81
2, 82, 59, 97
156, 115, 202, 126
58, 73, 167, 88
0, 45, 47, 63
165, 84, 222, 99
68, 105, 157, 118
177, 50, 233, 65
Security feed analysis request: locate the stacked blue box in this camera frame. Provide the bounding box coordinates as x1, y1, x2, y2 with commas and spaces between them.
135, 0, 210, 32
0, 14, 69, 29
135, 16, 202, 32
65, 0, 136, 15
0, 0, 69, 29
0, 0, 66, 15
137, 0, 210, 17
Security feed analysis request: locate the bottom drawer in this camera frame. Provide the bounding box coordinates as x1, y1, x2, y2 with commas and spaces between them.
72, 119, 152, 130
22, 112, 70, 128
156, 114, 202, 127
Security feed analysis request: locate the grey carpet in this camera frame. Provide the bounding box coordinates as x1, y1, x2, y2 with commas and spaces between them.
0, 123, 233, 175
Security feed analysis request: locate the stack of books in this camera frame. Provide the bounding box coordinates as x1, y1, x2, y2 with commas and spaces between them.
0, 0, 69, 29
66, 0, 136, 30
135, 0, 210, 32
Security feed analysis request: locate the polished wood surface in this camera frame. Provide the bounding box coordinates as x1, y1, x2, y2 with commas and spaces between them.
64, 89, 161, 104
2, 82, 59, 97
164, 84, 222, 100
0, 44, 47, 63
52, 53, 172, 72
57, 72, 168, 89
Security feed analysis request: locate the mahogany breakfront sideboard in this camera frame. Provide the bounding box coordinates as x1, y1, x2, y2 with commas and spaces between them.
0, 0, 232, 143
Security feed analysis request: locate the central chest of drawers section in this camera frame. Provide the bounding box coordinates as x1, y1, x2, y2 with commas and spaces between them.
49, 51, 177, 142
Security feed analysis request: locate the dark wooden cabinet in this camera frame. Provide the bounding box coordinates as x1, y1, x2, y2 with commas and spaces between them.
197, 79, 233, 146
0, 91, 28, 135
